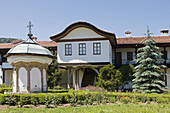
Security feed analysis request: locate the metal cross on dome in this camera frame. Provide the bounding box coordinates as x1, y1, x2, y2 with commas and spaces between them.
27, 21, 33, 38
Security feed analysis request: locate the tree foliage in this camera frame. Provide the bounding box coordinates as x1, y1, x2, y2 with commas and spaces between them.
132, 27, 166, 93
47, 59, 63, 89
119, 64, 135, 89
0, 38, 18, 43
96, 64, 122, 91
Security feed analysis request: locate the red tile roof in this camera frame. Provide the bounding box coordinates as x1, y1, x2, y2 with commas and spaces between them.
0, 40, 57, 49
36, 41, 57, 47
117, 36, 170, 44
0, 36, 169, 49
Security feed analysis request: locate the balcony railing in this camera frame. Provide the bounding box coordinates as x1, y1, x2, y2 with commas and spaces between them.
112, 59, 135, 65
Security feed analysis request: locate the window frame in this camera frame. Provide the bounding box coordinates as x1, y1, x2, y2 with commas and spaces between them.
127, 52, 133, 61
79, 43, 86, 55
65, 44, 72, 56
93, 42, 101, 55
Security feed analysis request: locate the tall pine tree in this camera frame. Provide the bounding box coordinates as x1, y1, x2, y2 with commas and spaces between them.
132, 27, 167, 93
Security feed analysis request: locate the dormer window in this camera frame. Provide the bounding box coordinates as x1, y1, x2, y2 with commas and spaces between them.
79, 43, 86, 55
65, 44, 72, 56
93, 43, 101, 55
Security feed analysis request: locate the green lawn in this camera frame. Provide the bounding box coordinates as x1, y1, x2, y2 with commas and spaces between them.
1, 104, 170, 113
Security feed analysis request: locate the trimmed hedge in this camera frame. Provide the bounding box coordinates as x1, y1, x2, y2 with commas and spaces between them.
0, 88, 12, 93
0, 91, 169, 106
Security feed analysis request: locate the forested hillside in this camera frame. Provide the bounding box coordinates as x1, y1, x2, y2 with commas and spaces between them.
0, 38, 18, 43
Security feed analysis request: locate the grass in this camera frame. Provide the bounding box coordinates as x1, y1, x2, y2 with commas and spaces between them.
0, 104, 170, 113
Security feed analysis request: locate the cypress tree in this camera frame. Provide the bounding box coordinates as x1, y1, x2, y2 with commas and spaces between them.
132, 27, 167, 93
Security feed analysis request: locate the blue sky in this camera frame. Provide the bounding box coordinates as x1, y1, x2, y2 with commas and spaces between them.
0, 0, 170, 41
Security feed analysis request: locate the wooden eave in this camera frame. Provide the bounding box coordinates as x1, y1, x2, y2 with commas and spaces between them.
50, 21, 117, 47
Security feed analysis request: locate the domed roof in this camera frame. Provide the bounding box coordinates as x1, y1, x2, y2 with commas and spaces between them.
6, 38, 54, 58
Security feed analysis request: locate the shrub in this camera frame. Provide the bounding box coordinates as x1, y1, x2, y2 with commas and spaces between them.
31, 95, 39, 106
5, 95, 17, 106
109, 97, 116, 103
52, 95, 61, 107
0, 88, 12, 93
18, 95, 28, 107
156, 97, 169, 104
120, 96, 131, 104
0, 94, 5, 104
69, 91, 77, 106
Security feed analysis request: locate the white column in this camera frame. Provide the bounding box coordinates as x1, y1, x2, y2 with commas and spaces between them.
73, 71, 76, 89
79, 69, 84, 88
76, 70, 79, 90
67, 68, 71, 89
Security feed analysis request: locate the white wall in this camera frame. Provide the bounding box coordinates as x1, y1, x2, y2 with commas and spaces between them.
116, 48, 136, 64
43, 69, 47, 91
30, 68, 41, 92
5, 70, 12, 85
7, 55, 52, 65
57, 40, 112, 64
19, 67, 27, 92
13, 68, 17, 92
61, 27, 105, 40
0, 67, 3, 84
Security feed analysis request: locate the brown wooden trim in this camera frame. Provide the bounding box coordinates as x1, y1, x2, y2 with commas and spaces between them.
5, 53, 56, 59
79, 43, 86, 55
50, 21, 117, 47
57, 38, 108, 42
58, 62, 110, 66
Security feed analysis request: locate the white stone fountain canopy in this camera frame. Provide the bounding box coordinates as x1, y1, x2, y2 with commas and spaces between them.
5, 38, 54, 93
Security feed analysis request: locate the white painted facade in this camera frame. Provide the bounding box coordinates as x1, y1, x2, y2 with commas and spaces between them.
57, 40, 112, 64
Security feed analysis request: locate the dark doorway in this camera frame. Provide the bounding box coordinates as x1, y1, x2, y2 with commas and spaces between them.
116, 52, 122, 65
81, 68, 98, 87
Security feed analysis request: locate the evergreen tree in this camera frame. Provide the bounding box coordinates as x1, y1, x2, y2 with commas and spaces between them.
47, 59, 63, 89
133, 27, 166, 93
96, 64, 122, 91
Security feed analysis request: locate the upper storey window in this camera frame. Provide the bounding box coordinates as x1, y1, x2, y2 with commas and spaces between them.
93, 43, 101, 55
79, 43, 86, 55
65, 44, 72, 56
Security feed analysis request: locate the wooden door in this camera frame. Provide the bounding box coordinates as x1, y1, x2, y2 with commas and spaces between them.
116, 52, 122, 65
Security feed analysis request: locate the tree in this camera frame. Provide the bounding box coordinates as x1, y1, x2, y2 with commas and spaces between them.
132, 27, 166, 93
119, 64, 135, 90
47, 59, 63, 89
96, 64, 122, 91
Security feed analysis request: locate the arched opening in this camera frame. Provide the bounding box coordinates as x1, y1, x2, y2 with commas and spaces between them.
30, 68, 41, 92
19, 67, 27, 92
81, 68, 98, 87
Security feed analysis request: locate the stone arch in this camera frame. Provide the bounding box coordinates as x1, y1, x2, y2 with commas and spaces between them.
70, 67, 99, 89
30, 68, 41, 92
19, 67, 27, 92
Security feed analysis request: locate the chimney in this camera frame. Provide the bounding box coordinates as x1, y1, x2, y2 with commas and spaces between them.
32, 37, 37, 41
125, 31, 131, 38
161, 29, 169, 36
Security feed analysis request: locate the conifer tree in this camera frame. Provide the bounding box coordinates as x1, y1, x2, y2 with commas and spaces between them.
132, 27, 166, 93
